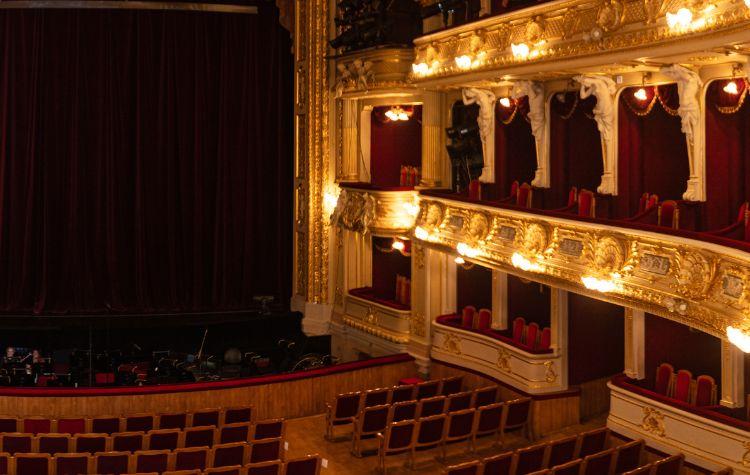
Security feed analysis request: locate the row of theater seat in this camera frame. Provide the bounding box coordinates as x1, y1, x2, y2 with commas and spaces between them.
0, 407, 257, 436
375, 397, 533, 472
0, 420, 285, 455
325, 376, 466, 439
0, 438, 321, 474
654, 363, 718, 407
511, 318, 551, 352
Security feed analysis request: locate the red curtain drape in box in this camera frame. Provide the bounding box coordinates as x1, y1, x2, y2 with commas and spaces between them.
548, 91, 603, 208
0, 7, 293, 314
705, 79, 750, 230
491, 97, 537, 200
456, 264, 492, 312
616, 84, 689, 218
369, 105, 422, 188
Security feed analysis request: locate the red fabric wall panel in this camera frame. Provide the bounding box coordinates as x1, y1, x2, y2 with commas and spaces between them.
456, 264, 492, 311
567, 293, 624, 385
507, 275, 550, 327
644, 313, 721, 386
370, 106, 422, 188
705, 80, 750, 230
371, 237, 411, 301
617, 85, 690, 218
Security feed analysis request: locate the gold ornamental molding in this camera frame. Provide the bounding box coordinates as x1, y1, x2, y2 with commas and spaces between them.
333, 186, 419, 236
641, 406, 667, 438
333, 48, 418, 99
414, 195, 750, 339
410, 0, 750, 85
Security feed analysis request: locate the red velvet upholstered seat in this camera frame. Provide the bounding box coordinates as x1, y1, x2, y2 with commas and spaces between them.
249, 437, 282, 463
468, 179, 481, 200
442, 409, 475, 457
211, 442, 248, 467
23, 418, 51, 435
390, 401, 418, 423
566, 187, 578, 207
219, 423, 251, 444
614, 439, 644, 474
184, 426, 216, 448
577, 189, 595, 218
0, 419, 16, 433
37, 433, 70, 455
94, 451, 130, 475
57, 418, 86, 435
517, 183, 532, 208
512, 317, 526, 343
476, 309, 492, 331
146, 429, 181, 450
673, 369, 693, 403
363, 388, 390, 408
658, 200, 679, 229
285, 455, 321, 475
377, 420, 415, 473
445, 460, 481, 475
192, 409, 220, 427
513, 442, 548, 474
526, 323, 539, 349
158, 412, 188, 430
472, 402, 504, 446
223, 406, 253, 425
482, 451, 513, 475
416, 380, 440, 400
539, 327, 551, 351
253, 419, 285, 440
418, 396, 446, 418
546, 435, 577, 468
576, 427, 609, 458
134, 449, 170, 473
391, 384, 416, 403
74, 434, 108, 454
695, 374, 717, 406
112, 431, 144, 452
440, 376, 463, 396
411, 414, 446, 465
461, 306, 476, 327
125, 414, 154, 432
245, 460, 282, 475
325, 391, 361, 440
54, 453, 90, 475
91, 416, 120, 434
508, 181, 520, 201
473, 386, 498, 407
2, 433, 32, 455
15, 453, 51, 475
502, 397, 532, 443
447, 391, 473, 412
581, 447, 616, 475
352, 404, 389, 457
655, 363, 674, 396
173, 447, 209, 471
550, 459, 581, 475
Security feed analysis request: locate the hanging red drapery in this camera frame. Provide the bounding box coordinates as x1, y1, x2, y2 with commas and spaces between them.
370, 105, 422, 188
616, 83, 689, 218
492, 96, 536, 200
704, 78, 750, 230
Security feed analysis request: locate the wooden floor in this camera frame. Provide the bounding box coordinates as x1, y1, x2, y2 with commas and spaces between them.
284, 413, 609, 474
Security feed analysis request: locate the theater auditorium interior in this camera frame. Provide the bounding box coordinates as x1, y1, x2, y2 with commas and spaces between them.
2, 0, 750, 474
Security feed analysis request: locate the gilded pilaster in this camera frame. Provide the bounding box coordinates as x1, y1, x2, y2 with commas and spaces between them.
624, 308, 646, 380
721, 339, 745, 408
340, 98, 360, 182
420, 90, 445, 188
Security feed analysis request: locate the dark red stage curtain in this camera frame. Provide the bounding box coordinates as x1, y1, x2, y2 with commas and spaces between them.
490, 97, 536, 200
371, 237, 411, 301
705, 79, 750, 230
567, 293, 623, 385
644, 313, 721, 387
0, 7, 293, 314
507, 275, 549, 327
370, 105, 422, 188
617, 84, 689, 218
456, 264, 492, 311
549, 92, 603, 208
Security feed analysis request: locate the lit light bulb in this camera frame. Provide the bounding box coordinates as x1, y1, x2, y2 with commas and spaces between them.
412, 62, 429, 76
727, 326, 750, 353
666, 8, 693, 29
745, 0, 750, 8
511, 43, 530, 60
398, 112, 409, 121
385, 106, 410, 122
724, 80, 739, 95
581, 276, 618, 293
454, 256, 466, 265
510, 252, 543, 272
323, 190, 340, 215
456, 242, 480, 258
385, 110, 398, 121
454, 55, 472, 69
633, 88, 648, 101
499, 97, 512, 108
414, 226, 429, 241
391, 240, 405, 252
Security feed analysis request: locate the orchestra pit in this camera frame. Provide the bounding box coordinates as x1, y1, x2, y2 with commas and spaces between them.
2, 0, 750, 473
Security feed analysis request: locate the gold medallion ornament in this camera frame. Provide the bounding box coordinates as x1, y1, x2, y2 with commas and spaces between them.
442, 333, 462, 356
520, 222, 550, 257
672, 249, 717, 300
497, 348, 512, 372
466, 213, 491, 243
596, 0, 625, 32
641, 406, 666, 437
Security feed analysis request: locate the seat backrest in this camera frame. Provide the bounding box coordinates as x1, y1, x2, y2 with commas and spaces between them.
582, 447, 616, 475
647, 194, 659, 210
53, 453, 90, 475
440, 376, 464, 396
363, 388, 390, 408
23, 418, 51, 435
621, 463, 652, 474
94, 451, 130, 475
539, 327, 552, 350
390, 401, 418, 423
223, 406, 253, 425
695, 374, 716, 407
577, 427, 609, 458
482, 451, 513, 475
447, 391, 473, 412
517, 183, 532, 208
512, 317, 526, 342
158, 412, 188, 430
360, 405, 389, 433
525, 323, 539, 348
385, 420, 415, 451
184, 425, 217, 448
204, 466, 242, 475
461, 306, 476, 327
476, 308, 492, 331
253, 419, 285, 440
416, 380, 440, 399
134, 449, 170, 473
468, 179, 482, 201
418, 396, 447, 418
173, 447, 209, 471
112, 431, 144, 452
513, 442, 548, 474
219, 423, 251, 444
637, 192, 649, 213
655, 363, 674, 396
546, 435, 578, 468
15, 453, 51, 475
737, 202, 749, 223
615, 439, 645, 474
249, 437, 282, 463
446, 409, 475, 439
550, 459, 582, 475
658, 200, 679, 229
91, 416, 121, 435
56, 418, 86, 435
74, 433, 108, 454
673, 369, 693, 403
415, 414, 446, 447
211, 442, 247, 468
567, 187, 578, 207
503, 397, 532, 429
2, 433, 32, 455
475, 402, 504, 434
509, 181, 520, 200
390, 385, 415, 403
192, 409, 220, 427
445, 460, 481, 475
37, 433, 70, 455
284, 455, 321, 475
333, 392, 361, 418
652, 454, 684, 475
125, 414, 154, 432
245, 460, 282, 475
146, 429, 180, 451
473, 386, 498, 408
577, 189, 596, 218
0, 418, 16, 433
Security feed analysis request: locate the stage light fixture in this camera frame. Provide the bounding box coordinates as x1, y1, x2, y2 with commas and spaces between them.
385, 106, 411, 122
633, 72, 651, 101
723, 64, 742, 95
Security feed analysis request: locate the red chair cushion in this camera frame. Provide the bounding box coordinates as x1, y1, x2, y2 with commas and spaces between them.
461, 306, 476, 327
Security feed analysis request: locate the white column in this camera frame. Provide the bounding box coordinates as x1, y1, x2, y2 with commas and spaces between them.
624, 308, 646, 379
721, 340, 745, 408
340, 98, 359, 182
492, 270, 508, 330
421, 90, 445, 188
550, 288, 569, 389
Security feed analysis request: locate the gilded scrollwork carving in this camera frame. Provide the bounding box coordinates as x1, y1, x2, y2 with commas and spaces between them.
497, 348, 512, 372
519, 222, 550, 257
641, 407, 666, 437
466, 212, 491, 244
672, 249, 717, 300
410, 312, 427, 338
442, 333, 462, 356
544, 361, 557, 383
596, 0, 625, 32
586, 235, 626, 276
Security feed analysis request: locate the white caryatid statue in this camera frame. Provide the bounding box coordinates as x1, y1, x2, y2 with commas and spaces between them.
462, 88, 497, 183
511, 80, 547, 187
574, 74, 618, 195
660, 64, 704, 201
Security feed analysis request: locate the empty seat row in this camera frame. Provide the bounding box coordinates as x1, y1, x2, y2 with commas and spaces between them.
0, 406, 255, 436
654, 363, 717, 407
0, 420, 284, 455
0, 439, 295, 475
157, 453, 320, 475
376, 398, 533, 470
